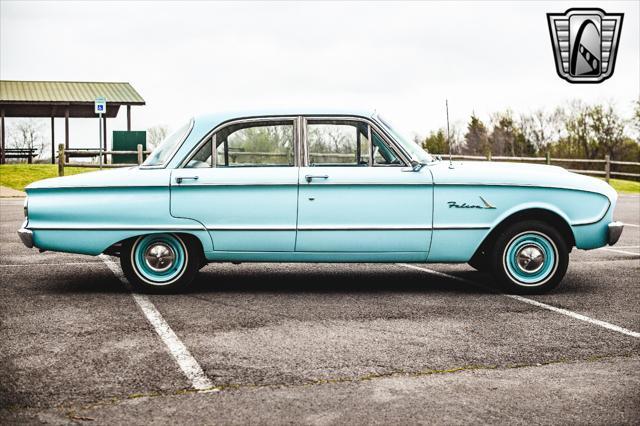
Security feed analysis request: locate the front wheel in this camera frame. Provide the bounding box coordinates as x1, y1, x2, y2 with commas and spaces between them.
490, 221, 569, 294
121, 233, 201, 293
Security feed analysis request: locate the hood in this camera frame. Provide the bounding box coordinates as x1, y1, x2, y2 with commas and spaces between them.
429, 160, 617, 202
25, 166, 171, 190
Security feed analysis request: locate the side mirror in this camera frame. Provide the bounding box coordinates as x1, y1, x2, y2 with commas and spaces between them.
410, 159, 423, 172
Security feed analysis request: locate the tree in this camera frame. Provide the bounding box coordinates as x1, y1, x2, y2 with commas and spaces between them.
8, 119, 44, 159
463, 114, 490, 155
422, 129, 448, 154
588, 104, 626, 159
520, 108, 564, 155
146, 125, 169, 149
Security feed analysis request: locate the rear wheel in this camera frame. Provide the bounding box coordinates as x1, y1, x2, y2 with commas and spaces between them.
121, 233, 201, 293
489, 220, 569, 294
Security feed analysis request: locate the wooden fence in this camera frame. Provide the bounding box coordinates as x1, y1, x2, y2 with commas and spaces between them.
433, 153, 640, 182
57, 144, 150, 176
56, 144, 640, 182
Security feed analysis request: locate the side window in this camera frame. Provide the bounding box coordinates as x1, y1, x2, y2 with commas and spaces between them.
372, 130, 401, 166
307, 120, 370, 166
216, 121, 295, 167
185, 137, 213, 168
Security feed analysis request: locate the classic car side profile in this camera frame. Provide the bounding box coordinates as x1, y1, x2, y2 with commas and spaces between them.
18, 109, 623, 294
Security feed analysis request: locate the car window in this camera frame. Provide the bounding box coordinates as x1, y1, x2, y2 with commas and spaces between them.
143, 120, 193, 167
216, 121, 295, 167
372, 130, 401, 166
185, 136, 213, 168
307, 120, 370, 166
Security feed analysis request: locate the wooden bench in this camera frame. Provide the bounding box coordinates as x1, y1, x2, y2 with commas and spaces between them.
2, 148, 38, 163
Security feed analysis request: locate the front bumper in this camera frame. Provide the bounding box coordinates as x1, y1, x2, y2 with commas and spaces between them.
608, 221, 624, 246
18, 220, 34, 248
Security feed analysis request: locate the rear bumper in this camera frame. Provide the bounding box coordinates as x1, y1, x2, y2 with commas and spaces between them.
608, 221, 624, 246
18, 220, 34, 248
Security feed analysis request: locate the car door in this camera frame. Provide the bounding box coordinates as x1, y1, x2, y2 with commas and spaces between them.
171, 117, 299, 252
296, 117, 433, 255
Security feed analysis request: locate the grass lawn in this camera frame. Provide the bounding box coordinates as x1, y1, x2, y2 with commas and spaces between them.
0, 164, 92, 192
606, 178, 640, 194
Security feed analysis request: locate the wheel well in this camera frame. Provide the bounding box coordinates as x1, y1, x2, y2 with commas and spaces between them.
470, 209, 575, 264
103, 232, 206, 261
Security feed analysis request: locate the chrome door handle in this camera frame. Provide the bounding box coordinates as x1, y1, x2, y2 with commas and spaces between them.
176, 176, 199, 184
305, 174, 329, 183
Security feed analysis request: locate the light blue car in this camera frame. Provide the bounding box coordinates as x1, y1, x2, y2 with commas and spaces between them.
19, 110, 623, 294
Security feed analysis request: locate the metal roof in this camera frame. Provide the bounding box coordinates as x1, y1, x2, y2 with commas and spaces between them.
0, 80, 145, 105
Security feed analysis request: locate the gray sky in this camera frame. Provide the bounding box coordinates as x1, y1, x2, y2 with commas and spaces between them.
1, 0, 639, 151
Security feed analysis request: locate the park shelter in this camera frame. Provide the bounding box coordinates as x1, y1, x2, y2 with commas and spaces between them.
0, 80, 145, 163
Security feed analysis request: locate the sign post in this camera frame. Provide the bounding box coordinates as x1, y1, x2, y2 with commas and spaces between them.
95, 97, 106, 169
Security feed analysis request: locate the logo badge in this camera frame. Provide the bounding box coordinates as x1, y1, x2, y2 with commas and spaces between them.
547, 8, 623, 83
447, 196, 496, 210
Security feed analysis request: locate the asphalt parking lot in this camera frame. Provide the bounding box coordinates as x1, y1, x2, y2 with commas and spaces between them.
1, 195, 639, 425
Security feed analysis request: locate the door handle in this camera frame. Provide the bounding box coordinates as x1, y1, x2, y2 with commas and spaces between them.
176, 176, 199, 184
305, 174, 329, 183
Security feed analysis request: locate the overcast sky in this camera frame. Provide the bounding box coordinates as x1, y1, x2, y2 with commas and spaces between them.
1, 1, 639, 151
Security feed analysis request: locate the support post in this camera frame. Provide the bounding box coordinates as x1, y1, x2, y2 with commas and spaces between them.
137, 144, 143, 165
605, 154, 610, 183
127, 105, 131, 131
546, 151, 551, 165
58, 144, 64, 177
0, 108, 5, 165
487, 152, 492, 161
102, 115, 108, 164
51, 116, 55, 164
64, 108, 69, 162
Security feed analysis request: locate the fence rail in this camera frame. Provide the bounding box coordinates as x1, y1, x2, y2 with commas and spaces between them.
435, 153, 639, 182
55, 144, 640, 181
57, 144, 149, 176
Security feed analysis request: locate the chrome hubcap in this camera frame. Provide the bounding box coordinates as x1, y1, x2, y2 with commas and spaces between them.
144, 243, 176, 272
516, 244, 545, 273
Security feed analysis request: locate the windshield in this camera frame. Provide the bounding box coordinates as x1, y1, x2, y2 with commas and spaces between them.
374, 114, 433, 164
142, 119, 193, 167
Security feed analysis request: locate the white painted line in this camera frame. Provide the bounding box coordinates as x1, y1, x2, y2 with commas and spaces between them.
598, 247, 640, 256
398, 263, 640, 339
0, 262, 103, 267
99, 254, 216, 392
624, 223, 640, 228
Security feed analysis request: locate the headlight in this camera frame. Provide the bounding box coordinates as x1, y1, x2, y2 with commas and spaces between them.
23, 197, 28, 218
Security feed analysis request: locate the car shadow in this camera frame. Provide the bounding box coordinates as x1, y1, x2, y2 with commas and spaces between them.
38, 263, 498, 295
184, 265, 495, 295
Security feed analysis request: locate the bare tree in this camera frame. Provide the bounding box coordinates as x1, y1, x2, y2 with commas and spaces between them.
8, 119, 45, 159
146, 125, 169, 149
519, 108, 564, 154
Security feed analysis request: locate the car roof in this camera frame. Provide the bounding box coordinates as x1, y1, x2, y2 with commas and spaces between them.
193, 107, 376, 129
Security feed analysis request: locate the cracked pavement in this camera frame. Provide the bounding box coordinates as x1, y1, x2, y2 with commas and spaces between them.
1, 195, 639, 424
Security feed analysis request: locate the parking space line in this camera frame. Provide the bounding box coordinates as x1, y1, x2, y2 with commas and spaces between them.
397, 263, 640, 339
624, 223, 640, 228
98, 255, 216, 392
0, 262, 104, 267
597, 247, 640, 256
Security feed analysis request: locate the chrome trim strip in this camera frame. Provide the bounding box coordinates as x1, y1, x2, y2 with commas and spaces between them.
28, 225, 204, 231
177, 181, 431, 187
433, 225, 491, 230
298, 225, 432, 231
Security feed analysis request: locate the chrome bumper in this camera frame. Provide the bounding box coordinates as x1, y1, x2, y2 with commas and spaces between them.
18, 220, 34, 248
608, 221, 624, 246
